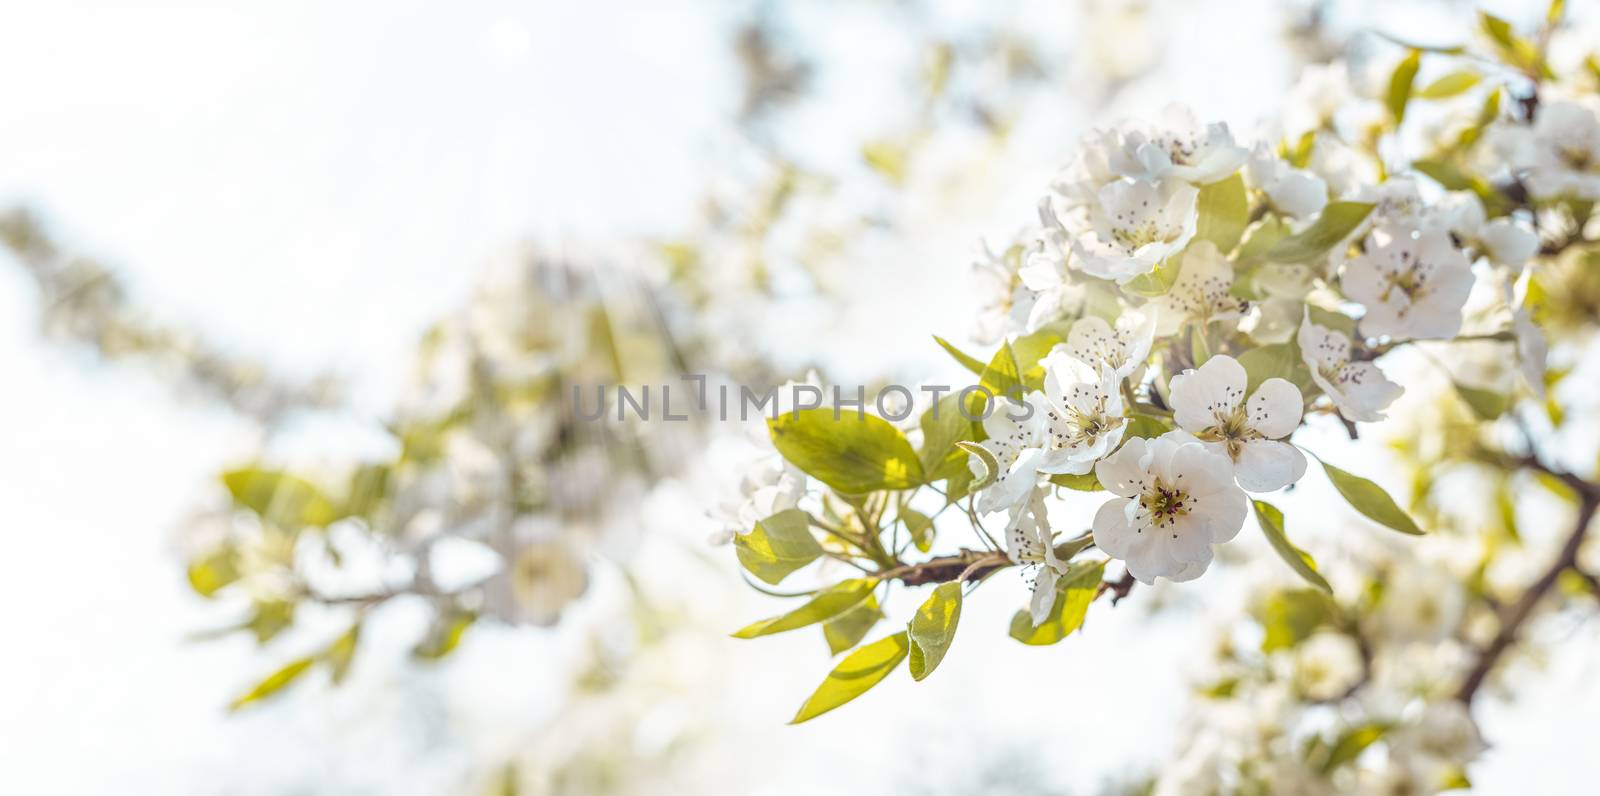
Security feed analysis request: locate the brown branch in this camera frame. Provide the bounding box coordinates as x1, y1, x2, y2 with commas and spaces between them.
873, 549, 1010, 586
1096, 569, 1137, 605
1456, 492, 1598, 703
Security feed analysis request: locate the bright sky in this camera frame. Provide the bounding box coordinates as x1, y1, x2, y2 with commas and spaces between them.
1, 0, 1595, 793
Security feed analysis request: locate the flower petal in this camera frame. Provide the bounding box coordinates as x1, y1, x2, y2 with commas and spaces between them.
1170, 355, 1248, 433
1233, 439, 1308, 492
1246, 377, 1304, 439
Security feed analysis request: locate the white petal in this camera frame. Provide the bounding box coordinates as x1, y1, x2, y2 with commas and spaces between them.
1190, 484, 1248, 544
1124, 537, 1178, 584
1233, 439, 1309, 492
1246, 378, 1304, 439
1094, 438, 1150, 498
1029, 566, 1059, 627
1092, 497, 1139, 557
1169, 354, 1248, 433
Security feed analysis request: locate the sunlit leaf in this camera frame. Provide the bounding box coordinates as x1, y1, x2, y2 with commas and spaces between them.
1384, 49, 1421, 125
1197, 173, 1249, 254
223, 468, 340, 528
734, 579, 877, 638
823, 593, 882, 655
1416, 70, 1481, 99
734, 508, 826, 585
1453, 380, 1511, 420
229, 657, 315, 710
907, 582, 963, 681
1318, 458, 1424, 535
1257, 588, 1332, 652
1009, 560, 1105, 645
1252, 500, 1332, 594
1265, 202, 1374, 263
790, 631, 910, 723
769, 409, 924, 493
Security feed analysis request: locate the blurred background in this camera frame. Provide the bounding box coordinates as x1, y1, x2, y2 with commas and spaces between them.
2, 0, 1596, 793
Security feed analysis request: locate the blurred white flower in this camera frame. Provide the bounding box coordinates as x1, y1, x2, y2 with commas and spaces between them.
710, 454, 805, 545
971, 397, 1046, 516
1429, 192, 1539, 269
1017, 199, 1086, 331
483, 521, 590, 627
1150, 240, 1249, 336
970, 239, 1035, 345
1092, 432, 1248, 583
1291, 632, 1365, 701
1297, 311, 1403, 422
1343, 225, 1474, 341
1493, 100, 1600, 200
1246, 142, 1329, 218
1070, 178, 1199, 283
1169, 355, 1307, 492
1124, 104, 1249, 185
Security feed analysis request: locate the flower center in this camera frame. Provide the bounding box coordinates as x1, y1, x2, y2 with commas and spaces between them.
1198, 404, 1261, 459
1139, 478, 1191, 526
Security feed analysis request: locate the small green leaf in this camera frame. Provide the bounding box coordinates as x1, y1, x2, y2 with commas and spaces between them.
823, 593, 882, 655
900, 505, 935, 553
1123, 256, 1182, 298
790, 631, 910, 723
1237, 340, 1313, 394
1252, 500, 1332, 594
735, 509, 825, 585
1453, 380, 1511, 420
734, 579, 877, 638
957, 441, 999, 492
1385, 49, 1421, 125
768, 409, 924, 494
918, 393, 975, 478
229, 657, 315, 710
978, 341, 1024, 401
862, 140, 908, 183
1266, 202, 1374, 264
413, 610, 475, 660
933, 335, 987, 377
1123, 414, 1172, 440
325, 622, 362, 685
223, 468, 340, 528
1257, 588, 1332, 652
187, 549, 239, 598
907, 582, 963, 681
1049, 471, 1102, 491
1009, 560, 1105, 645
1236, 215, 1292, 263
1319, 458, 1424, 535
1321, 723, 1391, 773
1196, 172, 1249, 254
1416, 70, 1481, 99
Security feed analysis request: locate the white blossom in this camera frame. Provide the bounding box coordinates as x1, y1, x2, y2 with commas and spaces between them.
1052, 128, 1144, 208
1005, 489, 1067, 626
1017, 198, 1086, 331
1091, 432, 1249, 584
1290, 632, 1365, 701
970, 239, 1035, 345
970, 397, 1046, 516
483, 520, 590, 627
1150, 240, 1249, 336
1058, 310, 1156, 380
1246, 142, 1328, 218
1297, 311, 1404, 422
1033, 353, 1128, 476
1342, 224, 1474, 341
1169, 355, 1307, 492
1124, 104, 1249, 185
1070, 178, 1199, 283
1493, 100, 1600, 200
711, 454, 806, 544
1428, 192, 1539, 269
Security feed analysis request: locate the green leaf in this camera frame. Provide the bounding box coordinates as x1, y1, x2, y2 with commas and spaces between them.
933, 335, 987, 377
1265, 202, 1374, 263
1479, 11, 1546, 76
823, 593, 882, 655
768, 409, 923, 494
1385, 49, 1421, 125
1416, 70, 1481, 99
1049, 471, 1102, 491
900, 505, 935, 553
957, 440, 999, 492
1197, 173, 1249, 254
1257, 588, 1332, 652
413, 610, 475, 660
862, 140, 908, 183
734, 579, 877, 638
1319, 458, 1424, 535
1122, 256, 1181, 297
978, 341, 1024, 401
325, 622, 362, 685
1009, 560, 1105, 645
918, 393, 975, 478
223, 468, 340, 528
1453, 380, 1511, 420
229, 657, 315, 710
735, 508, 826, 585
1236, 215, 1292, 263
790, 631, 910, 723
1320, 723, 1392, 773
907, 582, 963, 681
187, 548, 239, 598
1123, 414, 1172, 440
1237, 340, 1313, 394
1252, 500, 1332, 594
1011, 324, 1069, 392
